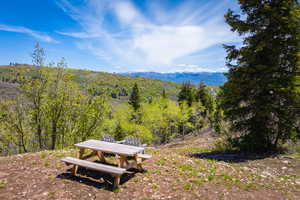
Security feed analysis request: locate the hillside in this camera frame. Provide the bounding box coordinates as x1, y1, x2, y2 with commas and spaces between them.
0, 131, 299, 200
121, 72, 227, 86
0, 65, 181, 102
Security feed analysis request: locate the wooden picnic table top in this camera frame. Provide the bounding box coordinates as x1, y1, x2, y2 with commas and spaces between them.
74, 139, 144, 156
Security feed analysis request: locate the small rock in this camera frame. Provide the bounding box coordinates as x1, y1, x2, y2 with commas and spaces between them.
282, 167, 287, 170
282, 160, 289, 164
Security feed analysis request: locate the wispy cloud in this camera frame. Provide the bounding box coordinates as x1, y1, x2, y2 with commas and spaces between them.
0, 24, 58, 43
56, 0, 240, 72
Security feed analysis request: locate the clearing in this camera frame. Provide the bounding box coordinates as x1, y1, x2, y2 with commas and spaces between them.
0, 131, 299, 200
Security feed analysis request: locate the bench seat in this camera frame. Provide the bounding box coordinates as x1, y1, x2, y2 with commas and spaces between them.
61, 157, 126, 187
137, 153, 151, 160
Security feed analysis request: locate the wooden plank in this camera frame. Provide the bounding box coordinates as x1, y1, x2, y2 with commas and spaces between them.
137, 154, 152, 159
96, 151, 106, 163
81, 151, 96, 160
75, 140, 144, 156
61, 157, 126, 175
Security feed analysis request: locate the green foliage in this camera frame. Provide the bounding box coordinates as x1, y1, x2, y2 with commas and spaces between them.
221, 0, 300, 152
31, 42, 45, 68
196, 82, 215, 115
129, 83, 141, 111
178, 82, 195, 107
162, 88, 167, 99
0, 43, 215, 155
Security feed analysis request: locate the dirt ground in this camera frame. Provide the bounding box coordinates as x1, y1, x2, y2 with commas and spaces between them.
0, 132, 299, 200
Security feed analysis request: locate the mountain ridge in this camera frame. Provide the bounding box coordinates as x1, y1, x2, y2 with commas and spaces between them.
121, 72, 227, 86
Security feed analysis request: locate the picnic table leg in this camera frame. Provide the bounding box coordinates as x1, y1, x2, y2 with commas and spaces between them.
72, 148, 85, 175
113, 175, 121, 188
134, 154, 143, 171
118, 155, 129, 168
96, 151, 106, 163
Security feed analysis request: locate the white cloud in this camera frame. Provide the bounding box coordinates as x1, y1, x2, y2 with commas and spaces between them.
173, 64, 227, 73
133, 23, 236, 65
56, 31, 100, 38
0, 24, 58, 43
114, 1, 139, 24
56, 0, 240, 72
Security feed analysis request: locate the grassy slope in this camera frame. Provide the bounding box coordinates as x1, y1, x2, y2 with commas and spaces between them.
0, 132, 299, 200
0, 65, 181, 102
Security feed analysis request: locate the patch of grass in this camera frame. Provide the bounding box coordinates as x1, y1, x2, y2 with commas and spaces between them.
48, 191, 55, 196
281, 175, 297, 180
207, 174, 215, 181
133, 178, 139, 183
152, 170, 162, 175
147, 148, 159, 155
53, 152, 66, 158
186, 171, 197, 177
0, 182, 5, 189
221, 172, 234, 182
156, 160, 166, 166
176, 146, 210, 154
209, 167, 217, 174
177, 164, 193, 171
41, 151, 48, 159
152, 183, 159, 189
32, 161, 37, 166
44, 161, 50, 167
112, 188, 121, 193
184, 183, 193, 190
243, 182, 257, 191
191, 179, 204, 186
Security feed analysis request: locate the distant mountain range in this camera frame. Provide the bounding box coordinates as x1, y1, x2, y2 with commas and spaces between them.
121, 72, 227, 86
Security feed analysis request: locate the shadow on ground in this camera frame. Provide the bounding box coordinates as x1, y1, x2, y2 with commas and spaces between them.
190, 151, 279, 163
57, 162, 145, 191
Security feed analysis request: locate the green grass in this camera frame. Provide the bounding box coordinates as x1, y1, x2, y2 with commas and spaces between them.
191, 179, 204, 186
112, 188, 121, 193
48, 191, 56, 196
40, 151, 48, 159
156, 160, 166, 166
177, 164, 193, 171
44, 161, 50, 167
184, 183, 193, 190
0, 182, 5, 189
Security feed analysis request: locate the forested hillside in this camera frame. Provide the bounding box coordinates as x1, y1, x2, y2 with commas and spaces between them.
0, 65, 181, 102
0, 47, 220, 156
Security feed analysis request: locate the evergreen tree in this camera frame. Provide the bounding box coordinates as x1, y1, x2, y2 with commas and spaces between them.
196, 82, 212, 112
162, 88, 167, 99
178, 82, 194, 107
221, 0, 300, 151
129, 83, 141, 111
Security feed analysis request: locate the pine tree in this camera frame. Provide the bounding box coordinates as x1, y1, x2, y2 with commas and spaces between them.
196, 82, 212, 113
177, 82, 194, 107
162, 88, 167, 99
129, 83, 141, 111
221, 0, 300, 151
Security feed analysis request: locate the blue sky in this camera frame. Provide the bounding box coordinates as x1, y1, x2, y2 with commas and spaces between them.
0, 0, 241, 73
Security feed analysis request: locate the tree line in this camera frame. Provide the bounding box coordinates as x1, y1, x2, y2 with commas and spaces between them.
0, 43, 218, 155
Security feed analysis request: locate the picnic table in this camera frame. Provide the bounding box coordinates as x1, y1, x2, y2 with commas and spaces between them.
61, 139, 151, 188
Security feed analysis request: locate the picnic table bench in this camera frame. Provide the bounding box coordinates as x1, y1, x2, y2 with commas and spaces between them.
61, 139, 151, 188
